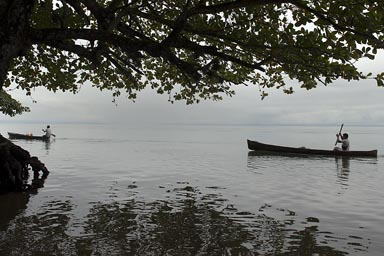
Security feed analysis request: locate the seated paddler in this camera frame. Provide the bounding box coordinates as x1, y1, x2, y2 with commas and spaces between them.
334, 133, 350, 151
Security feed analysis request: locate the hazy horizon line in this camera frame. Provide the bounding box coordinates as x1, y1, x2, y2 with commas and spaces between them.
2, 120, 384, 127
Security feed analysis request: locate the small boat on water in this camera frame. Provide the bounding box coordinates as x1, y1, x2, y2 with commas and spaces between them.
247, 140, 378, 157
8, 132, 50, 141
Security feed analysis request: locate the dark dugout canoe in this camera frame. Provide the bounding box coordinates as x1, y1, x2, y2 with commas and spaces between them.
247, 140, 377, 157
8, 132, 50, 141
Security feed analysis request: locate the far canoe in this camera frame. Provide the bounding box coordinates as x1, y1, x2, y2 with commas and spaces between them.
247, 140, 377, 157
8, 132, 50, 141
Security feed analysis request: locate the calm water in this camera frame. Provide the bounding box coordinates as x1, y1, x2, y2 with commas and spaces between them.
0, 123, 383, 255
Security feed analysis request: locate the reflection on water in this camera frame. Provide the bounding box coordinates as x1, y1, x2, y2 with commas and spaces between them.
6, 138, 53, 152
247, 151, 377, 190
0, 193, 30, 232
0, 182, 362, 255
44, 140, 52, 151
335, 157, 350, 187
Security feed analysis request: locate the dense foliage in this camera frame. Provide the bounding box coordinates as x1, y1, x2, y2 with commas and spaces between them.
1, 0, 384, 116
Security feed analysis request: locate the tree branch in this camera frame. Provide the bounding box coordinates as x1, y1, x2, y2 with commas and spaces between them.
77, 0, 105, 25
61, 0, 90, 24
174, 37, 266, 72
105, 54, 140, 89
30, 28, 144, 54
190, 0, 291, 15
290, 0, 384, 48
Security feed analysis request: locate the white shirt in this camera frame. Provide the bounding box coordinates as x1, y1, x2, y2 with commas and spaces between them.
44, 128, 52, 137
342, 139, 350, 151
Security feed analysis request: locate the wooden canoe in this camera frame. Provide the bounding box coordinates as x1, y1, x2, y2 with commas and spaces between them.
8, 132, 50, 141
247, 140, 377, 157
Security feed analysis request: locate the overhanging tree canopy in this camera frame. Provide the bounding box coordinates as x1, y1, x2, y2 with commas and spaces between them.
1, 0, 384, 116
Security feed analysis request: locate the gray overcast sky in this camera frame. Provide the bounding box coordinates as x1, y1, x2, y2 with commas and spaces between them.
1, 52, 384, 126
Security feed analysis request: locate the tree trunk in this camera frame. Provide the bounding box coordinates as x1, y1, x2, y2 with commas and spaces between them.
0, 0, 35, 89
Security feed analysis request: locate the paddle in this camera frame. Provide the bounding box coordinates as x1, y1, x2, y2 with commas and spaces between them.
334, 124, 344, 146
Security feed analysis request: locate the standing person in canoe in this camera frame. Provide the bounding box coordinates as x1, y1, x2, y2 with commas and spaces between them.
42, 125, 55, 138
334, 133, 350, 151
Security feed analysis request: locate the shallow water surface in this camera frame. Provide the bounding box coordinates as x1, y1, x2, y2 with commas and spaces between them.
0, 124, 383, 255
